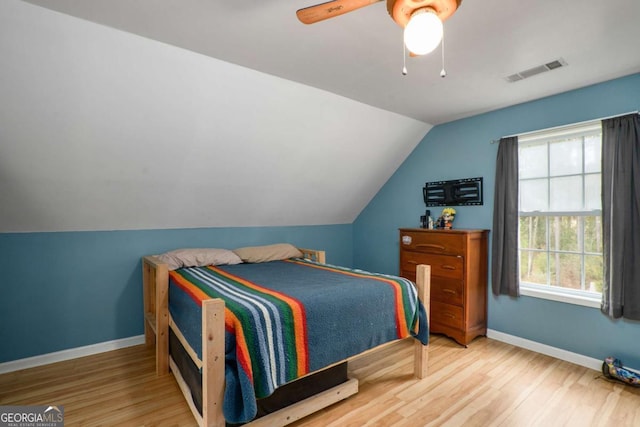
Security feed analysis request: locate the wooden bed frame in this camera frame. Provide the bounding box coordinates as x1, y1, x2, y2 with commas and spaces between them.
142, 248, 431, 427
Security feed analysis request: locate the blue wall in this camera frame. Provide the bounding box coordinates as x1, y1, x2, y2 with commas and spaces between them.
0, 224, 352, 363
3, 73, 640, 369
354, 73, 640, 369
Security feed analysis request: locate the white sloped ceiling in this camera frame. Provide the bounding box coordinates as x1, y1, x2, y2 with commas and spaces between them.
0, 1, 431, 232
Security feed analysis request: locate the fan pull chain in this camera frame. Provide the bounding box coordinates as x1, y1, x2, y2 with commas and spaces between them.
440, 26, 447, 78
402, 39, 408, 76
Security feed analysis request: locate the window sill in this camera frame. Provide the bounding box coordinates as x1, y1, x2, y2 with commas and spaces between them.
520, 285, 601, 309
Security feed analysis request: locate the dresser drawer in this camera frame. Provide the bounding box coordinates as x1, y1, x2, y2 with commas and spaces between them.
401, 270, 417, 283
431, 301, 464, 330
401, 252, 464, 280
400, 231, 465, 255
432, 277, 464, 306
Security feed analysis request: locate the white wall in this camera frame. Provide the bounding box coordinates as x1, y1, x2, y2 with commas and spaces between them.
0, 0, 432, 232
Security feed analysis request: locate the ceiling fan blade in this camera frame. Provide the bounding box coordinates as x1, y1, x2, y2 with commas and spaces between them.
296, 0, 383, 24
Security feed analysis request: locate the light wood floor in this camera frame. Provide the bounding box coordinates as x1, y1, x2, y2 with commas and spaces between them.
1, 335, 639, 426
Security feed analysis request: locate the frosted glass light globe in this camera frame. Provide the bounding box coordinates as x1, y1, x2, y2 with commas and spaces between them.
403, 9, 443, 56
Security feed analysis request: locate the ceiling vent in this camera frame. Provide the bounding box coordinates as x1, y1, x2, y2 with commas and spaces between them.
505, 58, 568, 83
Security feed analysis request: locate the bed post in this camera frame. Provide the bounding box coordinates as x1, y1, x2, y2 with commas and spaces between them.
202, 299, 226, 427
414, 264, 430, 379
142, 256, 170, 376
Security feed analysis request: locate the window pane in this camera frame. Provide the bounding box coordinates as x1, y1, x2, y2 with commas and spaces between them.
585, 173, 601, 210
550, 138, 582, 176
519, 216, 547, 249
584, 216, 602, 253
549, 216, 578, 252
520, 179, 548, 211
550, 176, 582, 211
520, 250, 548, 285
585, 255, 603, 293
517, 121, 603, 298
519, 143, 547, 179
550, 253, 582, 290
584, 135, 601, 173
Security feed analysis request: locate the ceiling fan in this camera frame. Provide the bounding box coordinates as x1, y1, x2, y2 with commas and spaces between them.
297, 0, 462, 56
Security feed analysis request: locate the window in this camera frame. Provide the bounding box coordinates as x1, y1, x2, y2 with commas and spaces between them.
518, 121, 603, 306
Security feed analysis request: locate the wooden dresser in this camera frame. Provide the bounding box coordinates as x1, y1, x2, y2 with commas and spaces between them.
399, 228, 489, 346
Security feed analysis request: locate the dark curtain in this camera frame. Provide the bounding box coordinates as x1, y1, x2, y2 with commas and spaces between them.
491, 136, 520, 296
601, 114, 640, 320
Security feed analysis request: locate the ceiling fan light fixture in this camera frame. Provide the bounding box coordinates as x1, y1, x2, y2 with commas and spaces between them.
403, 8, 443, 56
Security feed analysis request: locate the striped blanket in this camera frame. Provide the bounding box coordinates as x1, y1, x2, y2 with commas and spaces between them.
168, 258, 428, 424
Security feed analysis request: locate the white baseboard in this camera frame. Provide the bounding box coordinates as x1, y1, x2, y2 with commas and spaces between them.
0, 335, 145, 374
486, 329, 603, 372
1, 331, 630, 377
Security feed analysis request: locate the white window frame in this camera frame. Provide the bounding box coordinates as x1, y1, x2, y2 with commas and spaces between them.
517, 120, 603, 308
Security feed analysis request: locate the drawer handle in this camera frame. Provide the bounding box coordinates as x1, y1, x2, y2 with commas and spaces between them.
407, 260, 418, 265
441, 265, 457, 270
443, 313, 456, 319
416, 243, 446, 251
442, 289, 457, 295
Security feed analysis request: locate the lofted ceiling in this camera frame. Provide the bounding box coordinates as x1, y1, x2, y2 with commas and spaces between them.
3, 0, 640, 234
21, 0, 640, 125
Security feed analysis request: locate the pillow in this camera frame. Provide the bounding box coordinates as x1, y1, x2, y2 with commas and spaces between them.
232, 243, 303, 263
156, 248, 242, 271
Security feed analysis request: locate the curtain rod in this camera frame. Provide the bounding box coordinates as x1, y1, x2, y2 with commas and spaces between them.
489, 110, 639, 144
